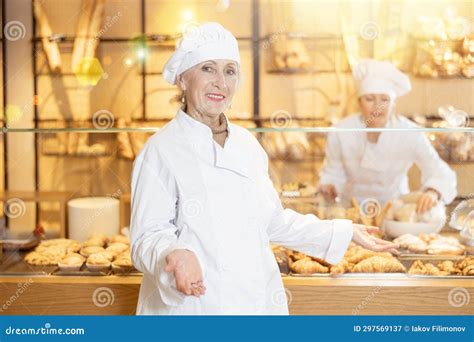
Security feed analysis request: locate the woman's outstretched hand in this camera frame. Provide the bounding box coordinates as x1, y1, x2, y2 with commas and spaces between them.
352, 224, 399, 255
165, 249, 206, 297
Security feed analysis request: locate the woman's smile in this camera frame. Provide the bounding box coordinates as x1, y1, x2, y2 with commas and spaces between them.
206, 93, 226, 102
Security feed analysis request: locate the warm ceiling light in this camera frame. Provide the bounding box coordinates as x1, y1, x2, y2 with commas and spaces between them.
181, 10, 193, 21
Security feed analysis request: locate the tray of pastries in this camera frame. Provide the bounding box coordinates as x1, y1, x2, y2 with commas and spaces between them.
17, 234, 141, 276
404, 256, 474, 278
283, 243, 407, 277
393, 233, 467, 257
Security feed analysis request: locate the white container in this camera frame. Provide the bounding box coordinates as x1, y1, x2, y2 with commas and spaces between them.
68, 197, 119, 241
383, 220, 445, 239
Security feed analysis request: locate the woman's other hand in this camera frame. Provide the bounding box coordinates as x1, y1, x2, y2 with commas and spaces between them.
416, 189, 440, 214
352, 224, 399, 255
165, 249, 206, 297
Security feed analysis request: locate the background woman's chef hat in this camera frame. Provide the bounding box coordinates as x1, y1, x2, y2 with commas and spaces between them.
163, 22, 240, 85
352, 59, 412, 99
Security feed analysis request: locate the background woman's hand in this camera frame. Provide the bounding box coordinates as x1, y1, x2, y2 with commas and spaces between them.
416, 189, 439, 214
352, 224, 399, 255
165, 249, 206, 297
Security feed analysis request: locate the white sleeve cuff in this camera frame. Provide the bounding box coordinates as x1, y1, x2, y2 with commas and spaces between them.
325, 219, 353, 265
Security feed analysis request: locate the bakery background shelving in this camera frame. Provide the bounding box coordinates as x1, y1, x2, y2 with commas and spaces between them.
0, 0, 472, 239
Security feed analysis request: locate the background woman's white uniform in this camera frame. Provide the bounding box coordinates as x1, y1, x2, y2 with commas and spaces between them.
319, 114, 457, 206
131, 109, 353, 315
320, 59, 457, 207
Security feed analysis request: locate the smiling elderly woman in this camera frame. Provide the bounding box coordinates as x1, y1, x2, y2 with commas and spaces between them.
130, 23, 397, 315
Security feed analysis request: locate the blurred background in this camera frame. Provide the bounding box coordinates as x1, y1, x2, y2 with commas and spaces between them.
0, 0, 472, 238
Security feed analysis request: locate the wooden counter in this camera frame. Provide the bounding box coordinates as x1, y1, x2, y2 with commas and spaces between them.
0, 274, 472, 315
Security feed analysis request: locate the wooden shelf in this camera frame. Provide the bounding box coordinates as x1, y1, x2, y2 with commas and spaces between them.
0, 273, 471, 315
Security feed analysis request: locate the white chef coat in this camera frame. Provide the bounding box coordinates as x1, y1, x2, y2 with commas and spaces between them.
319, 114, 457, 206
130, 109, 353, 315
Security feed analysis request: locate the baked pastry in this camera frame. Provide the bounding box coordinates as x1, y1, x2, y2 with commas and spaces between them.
394, 203, 417, 222
86, 253, 111, 273
109, 235, 130, 245
87, 253, 110, 265
437, 260, 459, 275
325, 206, 346, 219
393, 233, 465, 255
455, 256, 474, 276
80, 246, 105, 257
345, 249, 392, 265
290, 257, 329, 274
111, 257, 134, 273
287, 250, 307, 262
345, 207, 360, 223
393, 234, 429, 253
427, 243, 465, 255
330, 260, 350, 275
58, 254, 85, 272
408, 260, 448, 276
24, 251, 55, 266
24, 239, 83, 265
352, 256, 406, 273
82, 238, 106, 248
105, 242, 129, 254
96, 251, 115, 262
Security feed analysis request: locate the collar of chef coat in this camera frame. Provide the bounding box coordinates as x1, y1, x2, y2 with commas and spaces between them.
175, 108, 252, 179
356, 113, 397, 172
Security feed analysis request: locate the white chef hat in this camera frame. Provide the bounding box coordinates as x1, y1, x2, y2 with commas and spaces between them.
352, 59, 412, 99
163, 22, 240, 85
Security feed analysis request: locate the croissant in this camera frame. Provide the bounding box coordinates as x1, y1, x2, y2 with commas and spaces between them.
352, 256, 406, 273
462, 265, 474, 276
408, 261, 447, 276
346, 249, 393, 265
407, 260, 425, 274
455, 256, 474, 270
437, 260, 459, 275
330, 260, 350, 275
290, 257, 329, 274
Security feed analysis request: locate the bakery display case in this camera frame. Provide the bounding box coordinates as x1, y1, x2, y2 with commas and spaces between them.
0, 0, 473, 315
